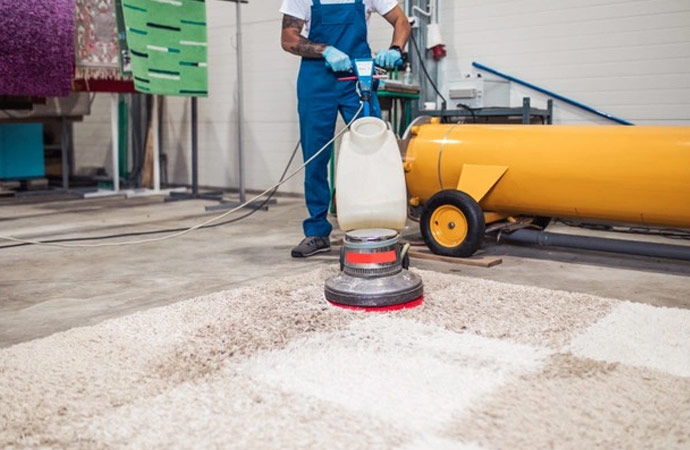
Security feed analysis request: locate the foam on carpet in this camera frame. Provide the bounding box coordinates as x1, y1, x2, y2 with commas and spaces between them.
0, 0, 74, 97
1, 268, 688, 449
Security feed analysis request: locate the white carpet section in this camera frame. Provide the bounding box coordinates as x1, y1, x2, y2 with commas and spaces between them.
240, 316, 550, 435
569, 302, 690, 377
77, 373, 411, 450
1, 268, 688, 449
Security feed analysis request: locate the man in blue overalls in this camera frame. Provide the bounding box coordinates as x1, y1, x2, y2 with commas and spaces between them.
280, 0, 410, 257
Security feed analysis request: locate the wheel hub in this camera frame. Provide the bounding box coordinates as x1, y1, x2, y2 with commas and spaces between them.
430, 205, 468, 248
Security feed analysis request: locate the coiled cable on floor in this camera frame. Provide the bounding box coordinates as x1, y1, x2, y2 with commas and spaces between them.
0, 103, 364, 249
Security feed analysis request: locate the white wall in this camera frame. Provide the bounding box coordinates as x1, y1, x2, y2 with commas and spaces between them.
72, 94, 114, 175
73, 0, 690, 190
438, 0, 690, 125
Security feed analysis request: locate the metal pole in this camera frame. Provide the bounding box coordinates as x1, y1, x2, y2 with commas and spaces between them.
191, 97, 199, 195
407, 0, 420, 111
110, 93, 120, 192
153, 95, 161, 191
408, 0, 436, 110
199, 0, 272, 210
60, 117, 70, 190
428, 0, 439, 107
417, 0, 428, 105
236, 0, 246, 203
433, 0, 442, 104
166, 96, 225, 202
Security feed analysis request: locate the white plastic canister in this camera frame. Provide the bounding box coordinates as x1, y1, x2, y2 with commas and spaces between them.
335, 117, 407, 231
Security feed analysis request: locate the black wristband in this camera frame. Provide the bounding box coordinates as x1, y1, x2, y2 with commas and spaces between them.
389, 45, 402, 53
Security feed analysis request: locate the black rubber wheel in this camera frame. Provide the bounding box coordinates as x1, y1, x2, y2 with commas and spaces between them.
420, 190, 486, 257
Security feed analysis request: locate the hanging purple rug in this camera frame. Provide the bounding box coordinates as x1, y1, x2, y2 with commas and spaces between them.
0, 0, 75, 97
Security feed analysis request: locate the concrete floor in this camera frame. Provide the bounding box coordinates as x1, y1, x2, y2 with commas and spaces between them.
1, 193, 689, 348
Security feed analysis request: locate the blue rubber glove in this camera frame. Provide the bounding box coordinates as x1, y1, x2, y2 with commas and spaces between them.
323, 46, 352, 72
375, 48, 402, 69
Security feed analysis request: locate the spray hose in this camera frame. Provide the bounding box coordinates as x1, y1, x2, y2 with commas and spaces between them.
0, 103, 364, 249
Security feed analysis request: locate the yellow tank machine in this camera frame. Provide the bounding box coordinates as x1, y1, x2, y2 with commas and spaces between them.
402, 120, 690, 260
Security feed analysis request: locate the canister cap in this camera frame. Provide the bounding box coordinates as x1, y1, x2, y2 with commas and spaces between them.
345, 228, 399, 244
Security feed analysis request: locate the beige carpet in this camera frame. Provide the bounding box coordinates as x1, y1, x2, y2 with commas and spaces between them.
1, 267, 689, 450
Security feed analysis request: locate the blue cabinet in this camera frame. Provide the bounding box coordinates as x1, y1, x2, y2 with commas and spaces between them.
0, 124, 45, 180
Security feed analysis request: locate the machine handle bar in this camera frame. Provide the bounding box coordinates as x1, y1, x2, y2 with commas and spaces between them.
338, 74, 389, 81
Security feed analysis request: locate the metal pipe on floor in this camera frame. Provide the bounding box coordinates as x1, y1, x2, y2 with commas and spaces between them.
499, 229, 690, 262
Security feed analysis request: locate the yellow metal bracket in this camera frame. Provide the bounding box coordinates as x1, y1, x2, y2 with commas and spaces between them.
484, 211, 509, 224
456, 164, 509, 203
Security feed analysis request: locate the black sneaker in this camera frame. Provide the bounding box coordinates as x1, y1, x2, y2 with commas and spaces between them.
291, 236, 331, 258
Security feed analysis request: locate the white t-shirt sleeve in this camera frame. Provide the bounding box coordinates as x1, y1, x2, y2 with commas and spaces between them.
371, 0, 399, 16
279, 0, 309, 20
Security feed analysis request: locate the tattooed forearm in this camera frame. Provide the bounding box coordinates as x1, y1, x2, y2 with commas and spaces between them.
281, 15, 327, 58
293, 36, 327, 58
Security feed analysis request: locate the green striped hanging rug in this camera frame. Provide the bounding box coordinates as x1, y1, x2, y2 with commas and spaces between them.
121, 0, 208, 97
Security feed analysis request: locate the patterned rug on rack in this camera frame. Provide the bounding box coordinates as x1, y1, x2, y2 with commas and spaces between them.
1, 268, 688, 449
75, 0, 124, 80
121, 0, 208, 96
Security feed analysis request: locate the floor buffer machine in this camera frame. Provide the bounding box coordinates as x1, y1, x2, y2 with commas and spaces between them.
324, 59, 424, 311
